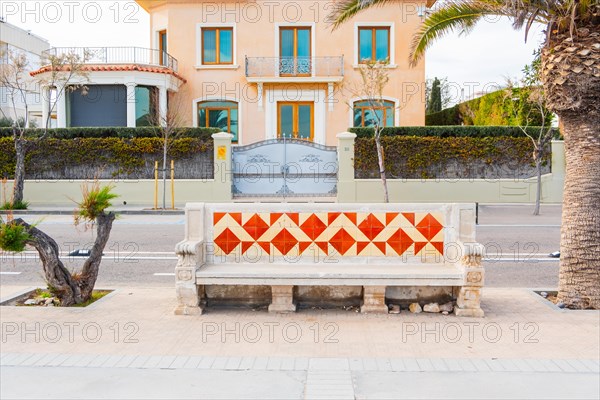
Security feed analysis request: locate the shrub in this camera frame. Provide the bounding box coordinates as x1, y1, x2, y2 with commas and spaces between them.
74, 183, 118, 224
0, 221, 31, 252
0, 200, 29, 210
354, 136, 551, 179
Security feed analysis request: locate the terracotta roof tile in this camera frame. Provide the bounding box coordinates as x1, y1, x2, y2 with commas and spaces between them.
30, 64, 187, 83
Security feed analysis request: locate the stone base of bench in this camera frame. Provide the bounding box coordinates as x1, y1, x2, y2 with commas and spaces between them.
268, 285, 296, 313
174, 305, 204, 316
360, 286, 389, 314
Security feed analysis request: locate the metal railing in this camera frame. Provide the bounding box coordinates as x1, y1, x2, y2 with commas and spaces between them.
245, 56, 344, 78
42, 47, 178, 72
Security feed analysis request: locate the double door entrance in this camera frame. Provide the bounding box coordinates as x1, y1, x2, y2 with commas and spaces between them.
277, 102, 313, 141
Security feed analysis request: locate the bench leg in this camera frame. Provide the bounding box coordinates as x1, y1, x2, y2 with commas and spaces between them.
269, 285, 296, 313
361, 286, 388, 314
455, 286, 484, 317
174, 242, 204, 315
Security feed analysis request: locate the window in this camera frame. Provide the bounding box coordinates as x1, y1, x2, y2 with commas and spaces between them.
358, 27, 390, 63
197, 101, 238, 142
353, 100, 395, 127
279, 27, 311, 76
135, 86, 157, 127
158, 30, 168, 66
201, 27, 233, 65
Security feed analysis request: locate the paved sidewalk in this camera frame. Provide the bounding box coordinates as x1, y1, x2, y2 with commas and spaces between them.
1, 285, 598, 399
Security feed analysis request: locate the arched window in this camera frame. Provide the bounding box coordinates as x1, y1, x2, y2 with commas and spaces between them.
353, 100, 395, 127
197, 100, 238, 142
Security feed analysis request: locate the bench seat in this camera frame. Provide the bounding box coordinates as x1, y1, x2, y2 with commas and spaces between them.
196, 264, 465, 286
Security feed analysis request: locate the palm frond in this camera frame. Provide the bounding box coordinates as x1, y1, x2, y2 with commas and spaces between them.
409, 1, 504, 66
329, 0, 397, 29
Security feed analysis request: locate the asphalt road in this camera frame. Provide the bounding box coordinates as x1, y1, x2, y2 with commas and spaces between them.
0, 204, 562, 289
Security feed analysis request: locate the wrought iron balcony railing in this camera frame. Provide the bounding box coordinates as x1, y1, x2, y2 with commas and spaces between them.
245, 56, 344, 78
42, 47, 178, 72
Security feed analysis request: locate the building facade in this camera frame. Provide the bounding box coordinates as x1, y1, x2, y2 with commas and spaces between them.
0, 19, 50, 127
31, 0, 431, 146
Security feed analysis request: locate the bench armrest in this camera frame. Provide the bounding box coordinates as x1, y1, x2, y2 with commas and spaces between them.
175, 240, 205, 282
455, 241, 485, 287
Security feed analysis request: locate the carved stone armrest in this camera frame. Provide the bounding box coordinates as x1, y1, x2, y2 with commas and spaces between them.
175, 240, 204, 281
457, 241, 485, 286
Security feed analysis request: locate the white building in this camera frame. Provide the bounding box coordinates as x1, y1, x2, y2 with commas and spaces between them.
0, 19, 50, 127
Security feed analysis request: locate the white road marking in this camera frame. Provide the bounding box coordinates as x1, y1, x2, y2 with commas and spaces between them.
479, 224, 560, 227
0, 272, 22, 275
153, 273, 175, 276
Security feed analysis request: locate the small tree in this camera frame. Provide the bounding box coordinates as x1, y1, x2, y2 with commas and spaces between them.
427, 77, 443, 114
506, 53, 556, 216
347, 61, 391, 202
147, 86, 187, 209
0, 48, 90, 207
0, 182, 117, 306
425, 76, 452, 114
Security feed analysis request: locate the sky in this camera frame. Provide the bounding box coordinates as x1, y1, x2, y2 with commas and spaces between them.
1, 0, 545, 105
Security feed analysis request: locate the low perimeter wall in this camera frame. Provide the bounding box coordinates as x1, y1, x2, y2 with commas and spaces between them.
4, 133, 565, 207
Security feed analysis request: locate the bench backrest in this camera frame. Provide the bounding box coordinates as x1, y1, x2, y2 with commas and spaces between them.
184, 203, 476, 265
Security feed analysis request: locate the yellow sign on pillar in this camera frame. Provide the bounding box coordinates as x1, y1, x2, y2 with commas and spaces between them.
217, 146, 227, 160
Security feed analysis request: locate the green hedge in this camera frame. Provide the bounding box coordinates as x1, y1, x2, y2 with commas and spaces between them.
354, 136, 549, 179
0, 127, 221, 139
348, 126, 558, 139
426, 89, 553, 126
0, 137, 213, 179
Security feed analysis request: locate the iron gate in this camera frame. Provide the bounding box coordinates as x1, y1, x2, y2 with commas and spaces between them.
232, 138, 338, 198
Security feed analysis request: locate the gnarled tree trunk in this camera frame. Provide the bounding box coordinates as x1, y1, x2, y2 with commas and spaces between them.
14, 212, 116, 306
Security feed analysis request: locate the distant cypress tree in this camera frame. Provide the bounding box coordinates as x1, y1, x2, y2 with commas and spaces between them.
427, 77, 442, 114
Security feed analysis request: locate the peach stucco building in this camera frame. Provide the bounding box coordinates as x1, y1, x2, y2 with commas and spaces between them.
137, 0, 429, 145
33, 0, 431, 146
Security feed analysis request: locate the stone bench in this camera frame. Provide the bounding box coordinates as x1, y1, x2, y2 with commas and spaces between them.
174, 203, 485, 317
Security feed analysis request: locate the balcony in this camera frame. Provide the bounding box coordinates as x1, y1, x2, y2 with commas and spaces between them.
42, 47, 179, 72
245, 56, 344, 83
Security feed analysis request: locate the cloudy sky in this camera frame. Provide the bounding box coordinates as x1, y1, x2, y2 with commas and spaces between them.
2, 0, 545, 104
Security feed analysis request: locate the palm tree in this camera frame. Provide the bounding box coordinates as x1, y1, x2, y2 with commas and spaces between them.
331, 0, 599, 309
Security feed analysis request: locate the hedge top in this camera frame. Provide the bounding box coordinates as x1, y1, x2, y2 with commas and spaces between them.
0, 127, 220, 139
348, 126, 560, 139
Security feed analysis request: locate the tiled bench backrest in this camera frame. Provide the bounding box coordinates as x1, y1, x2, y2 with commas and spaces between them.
184, 203, 476, 265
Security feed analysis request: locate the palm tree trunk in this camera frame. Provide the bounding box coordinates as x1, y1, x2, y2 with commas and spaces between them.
557, 111, 600, 309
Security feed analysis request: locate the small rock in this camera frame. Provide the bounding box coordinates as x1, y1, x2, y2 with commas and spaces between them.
44, 298, 54, 305
389, 305, 401, 314
442, 311, 449, 315
409, 303, 422, 313
423, 303, 440, 313
24, 299, 37, 305
557, 302, 566, 309
540, 291, 548, 298
439, 302, 454, 313
46, 302, 55, 307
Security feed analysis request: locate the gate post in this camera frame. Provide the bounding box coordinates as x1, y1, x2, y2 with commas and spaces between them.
212, 132, 234, 202
337, 132, 357, 202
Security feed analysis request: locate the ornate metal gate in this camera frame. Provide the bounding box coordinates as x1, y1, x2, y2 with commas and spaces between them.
232, 138, 338, 198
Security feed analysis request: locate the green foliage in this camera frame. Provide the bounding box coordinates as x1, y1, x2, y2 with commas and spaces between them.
426, 77, 443, 114
0, 221, 31, 252
0, 137, 214, 179
426, 89, 554, 126
0, 126, 220, 139
75, 183, 118, 224
0, 200, 29, 210
0, 117, 13, 128
348, 125, 559, 139
354, 136, 551, 179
